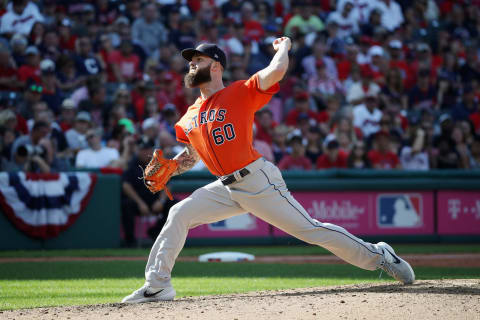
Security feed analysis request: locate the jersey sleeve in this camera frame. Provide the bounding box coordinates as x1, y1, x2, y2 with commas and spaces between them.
174, 123, 190, 144
243, 73, 280, 111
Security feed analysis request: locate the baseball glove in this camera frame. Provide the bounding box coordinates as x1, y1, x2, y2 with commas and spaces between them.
141, 149, 178, 200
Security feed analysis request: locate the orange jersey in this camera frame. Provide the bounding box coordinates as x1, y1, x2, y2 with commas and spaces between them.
175, 73, 279, 176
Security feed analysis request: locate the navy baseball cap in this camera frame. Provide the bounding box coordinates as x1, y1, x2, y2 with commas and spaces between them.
181, 43, 227, 69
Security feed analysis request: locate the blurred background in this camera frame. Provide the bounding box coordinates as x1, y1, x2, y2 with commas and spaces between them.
0, 0, 479, 250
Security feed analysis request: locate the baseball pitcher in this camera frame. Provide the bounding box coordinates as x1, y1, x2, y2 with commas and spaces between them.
122, 37, 415, 303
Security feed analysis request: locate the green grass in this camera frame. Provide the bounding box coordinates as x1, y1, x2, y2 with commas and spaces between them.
1, 244, 480, 310
0, 260, 479, 311
1, 243, 480, 258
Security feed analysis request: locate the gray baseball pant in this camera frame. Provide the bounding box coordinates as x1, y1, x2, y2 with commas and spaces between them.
145, 158, 384, 288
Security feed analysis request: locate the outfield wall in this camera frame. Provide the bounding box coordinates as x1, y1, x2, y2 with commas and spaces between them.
0, 170, 479, 249
175, 170, 480, 244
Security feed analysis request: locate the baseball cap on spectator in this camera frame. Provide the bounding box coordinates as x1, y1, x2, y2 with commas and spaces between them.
287, 128, 302, 141
297, 112, 310, 122
40, 59, 55, 74
288, 135, 303, 145
10, 33, 27, 47
60, 18, 72, 27
142, 117, 158, 131
417, 43, 431, 52
327, 139, 340, 150
61, 98, 76, 109
368, 45, 384, 58
375, 130, 390, 139
137, 136, 155, 149
294, 91, 309, 101
25, 46, 39, 56
181, 43, 227, 69
76, 111, 91, 122
118, 118, 135, 134
439, 113, 452, 124
389, 40, 402, 49
163, 103, 177, 116
0, 109, 16, 127
115, 16, 130, 26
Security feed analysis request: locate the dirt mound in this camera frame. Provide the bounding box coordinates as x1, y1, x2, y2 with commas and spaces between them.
2, 279, 479, 320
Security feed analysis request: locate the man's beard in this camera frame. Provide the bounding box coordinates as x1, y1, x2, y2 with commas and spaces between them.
184, 63, 212, 88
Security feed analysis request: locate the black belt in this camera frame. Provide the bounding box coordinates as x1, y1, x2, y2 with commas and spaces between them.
220, 168, 250, 185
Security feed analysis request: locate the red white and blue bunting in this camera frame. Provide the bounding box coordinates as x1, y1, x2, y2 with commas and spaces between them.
0, 172, 97, 239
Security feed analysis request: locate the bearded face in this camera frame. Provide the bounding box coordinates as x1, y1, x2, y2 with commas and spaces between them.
184, 62, 212, 88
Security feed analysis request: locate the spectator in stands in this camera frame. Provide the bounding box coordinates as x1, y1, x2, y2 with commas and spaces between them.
121, 136, 174, 247
18, 46, 41, 84
347, 67, 381, 106
278, 135, 312, 170
241, 2, 264, 42
9, 120, 52, 173
0, 44, 20, 91
373, 0, 404, 31
284, 2, 324, 37
400, 126, 429, 170
451, 124, 471, 169
132, 3, 167, 56
452, 86, 478, 122
39, 59, 64, 115
459, 45, 480, 85
73, 36, 103, 77
327, 0, 359, 39
317, 138, 348, 169
365, 45, 387, 86
368, 130, 401, 169
57, 99, 76, 132
347, 140, 371, 169
317, 95, 341, 136
110, 40, 141, 83
65, 111, 91, 154
255, 108, 276, 145
305, 126, 323, 165
17, 81, 43, 120
337, 0, 373, 24
0, 0, 44, 37
75, 128, 119, 169
253, 123, 274, 162
469, 136, 480, 169
308, 60, 344, 106
285, 91, 319, 127
380, 68, 408, 110
10, 33, 28, 67
78, 85, 109, 129
271, 124, 290, 164
302, 39, 338, 79
360, 8, 383, 37
408, 68, 436, 111
353, 93, 383, 138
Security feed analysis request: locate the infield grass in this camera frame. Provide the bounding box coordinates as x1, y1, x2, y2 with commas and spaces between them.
1, 260, 479, 311
1, 243, 480, 258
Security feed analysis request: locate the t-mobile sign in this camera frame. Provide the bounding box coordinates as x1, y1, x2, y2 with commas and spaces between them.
437, 191, 480, 235
273, 191, 434, 236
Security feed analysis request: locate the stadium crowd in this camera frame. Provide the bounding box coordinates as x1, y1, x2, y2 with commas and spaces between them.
0, 0, 479, 174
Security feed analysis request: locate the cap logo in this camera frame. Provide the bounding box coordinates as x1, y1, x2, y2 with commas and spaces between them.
214, 54, 218, 58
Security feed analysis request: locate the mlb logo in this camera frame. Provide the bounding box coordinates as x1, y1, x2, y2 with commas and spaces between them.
377, 194, 422, 228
